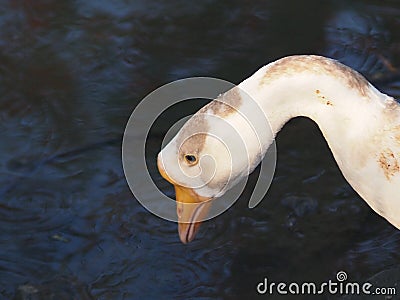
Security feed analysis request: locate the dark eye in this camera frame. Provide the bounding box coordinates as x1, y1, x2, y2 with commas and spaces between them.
184, 154, 197, 165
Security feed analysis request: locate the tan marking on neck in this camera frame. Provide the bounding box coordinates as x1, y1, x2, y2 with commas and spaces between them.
261, 55, 371, 97
378, 148, 400, 180
200, 87, 242, 117
315, 89, 334, 106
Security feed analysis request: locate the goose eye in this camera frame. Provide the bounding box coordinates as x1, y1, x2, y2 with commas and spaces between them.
184, 154, 198, 165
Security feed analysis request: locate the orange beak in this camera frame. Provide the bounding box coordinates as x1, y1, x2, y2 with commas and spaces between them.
157, 158, 212, 243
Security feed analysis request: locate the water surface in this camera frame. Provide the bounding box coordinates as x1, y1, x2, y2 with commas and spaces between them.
1, 1, 400, 299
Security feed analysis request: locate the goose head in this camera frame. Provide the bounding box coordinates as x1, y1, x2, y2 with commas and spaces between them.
157, 87, 273, 243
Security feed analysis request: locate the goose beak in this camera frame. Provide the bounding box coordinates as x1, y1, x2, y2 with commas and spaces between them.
174, 186, 212, 243
157, 158, 212, 243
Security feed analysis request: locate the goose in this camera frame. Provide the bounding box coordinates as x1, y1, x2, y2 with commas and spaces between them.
157, 55, 400, 244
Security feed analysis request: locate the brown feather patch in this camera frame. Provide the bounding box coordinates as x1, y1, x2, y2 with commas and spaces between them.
199, 87, 242, 117
378, 148, 400, 180
261, 55, 371, 97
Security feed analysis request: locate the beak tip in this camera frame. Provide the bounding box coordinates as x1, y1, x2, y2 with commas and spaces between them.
178, 222, 198, 244
180, 237, 189, 244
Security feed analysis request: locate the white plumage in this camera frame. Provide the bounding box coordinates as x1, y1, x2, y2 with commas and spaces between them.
158, 55, 400, 243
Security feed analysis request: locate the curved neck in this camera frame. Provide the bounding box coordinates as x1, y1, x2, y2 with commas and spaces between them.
235, 56, 396, 178
241, 62, 383, 132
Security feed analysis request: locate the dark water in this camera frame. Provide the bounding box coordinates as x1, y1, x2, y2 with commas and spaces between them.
1, 1, 400, 299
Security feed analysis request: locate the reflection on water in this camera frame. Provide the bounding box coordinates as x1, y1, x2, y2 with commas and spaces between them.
1, 0, 400, 299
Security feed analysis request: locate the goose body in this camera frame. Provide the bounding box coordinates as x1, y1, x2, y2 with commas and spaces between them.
157, 55, 400, 243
